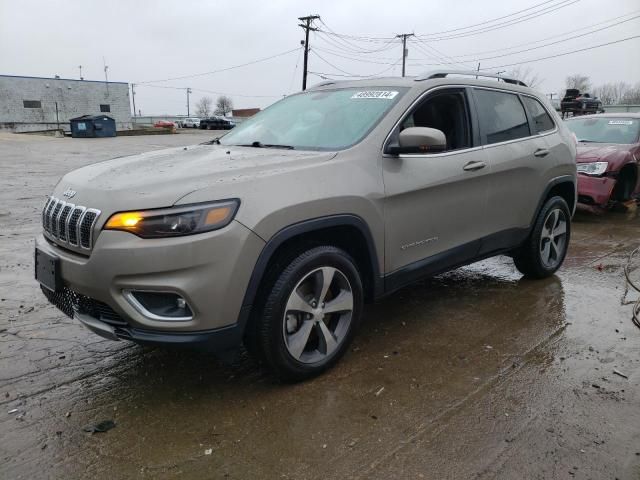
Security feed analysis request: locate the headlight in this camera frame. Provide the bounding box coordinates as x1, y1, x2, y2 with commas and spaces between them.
104, 200, 239, 238
576, 162, 608, 176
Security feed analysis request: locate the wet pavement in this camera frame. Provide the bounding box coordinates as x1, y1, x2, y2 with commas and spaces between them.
1, 131, 639, 479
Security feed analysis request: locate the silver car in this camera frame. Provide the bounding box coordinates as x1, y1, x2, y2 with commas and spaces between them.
36, 70, 577, 380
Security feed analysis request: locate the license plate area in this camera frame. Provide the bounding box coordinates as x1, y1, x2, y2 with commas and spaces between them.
35, 248, 62, 292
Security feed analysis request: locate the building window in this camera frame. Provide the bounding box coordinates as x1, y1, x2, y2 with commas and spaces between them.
100, 104, 111, 112
23, 100, 42, 108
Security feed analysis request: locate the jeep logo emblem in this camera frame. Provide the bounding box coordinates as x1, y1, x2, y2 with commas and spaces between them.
62, 188, 77, 199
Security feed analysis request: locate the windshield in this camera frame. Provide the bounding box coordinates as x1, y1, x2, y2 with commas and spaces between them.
220, 87, 408, 150
566, 117, 640, 144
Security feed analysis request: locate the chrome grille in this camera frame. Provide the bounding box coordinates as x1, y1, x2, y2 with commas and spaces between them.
42, 196, 101, 250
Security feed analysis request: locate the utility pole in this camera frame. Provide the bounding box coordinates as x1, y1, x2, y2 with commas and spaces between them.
298, 14, 320, 91
78, 65, 83, 80
186, 88, 192, 116
131, 83, 137, 119
476, 62, 480, 79
396, 33, 414, 77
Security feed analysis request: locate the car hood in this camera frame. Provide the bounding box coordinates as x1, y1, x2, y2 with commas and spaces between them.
53, 144, 337, 214
576, 143, 633, 163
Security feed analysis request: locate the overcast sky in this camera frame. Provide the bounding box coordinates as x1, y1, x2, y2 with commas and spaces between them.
1, 0, 639, 115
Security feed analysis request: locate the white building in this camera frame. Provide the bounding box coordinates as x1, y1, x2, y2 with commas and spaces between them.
0, 74, 132, 132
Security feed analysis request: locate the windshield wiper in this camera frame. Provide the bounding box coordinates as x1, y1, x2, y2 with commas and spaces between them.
240, 141, 295, 150
577, 139, 598, 143
201, 137, 221, 145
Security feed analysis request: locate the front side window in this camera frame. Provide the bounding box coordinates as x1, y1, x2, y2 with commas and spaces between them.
565, 117, 640, 144
474, 89, 530, 145
400, 89, 471, 151
220, 87, 407, 150
522, 96, 555, 134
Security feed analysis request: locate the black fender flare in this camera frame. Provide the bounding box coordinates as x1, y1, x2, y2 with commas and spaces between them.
531, 175, 577, 225
241, 214, 382, 310
235, 215, 383, 339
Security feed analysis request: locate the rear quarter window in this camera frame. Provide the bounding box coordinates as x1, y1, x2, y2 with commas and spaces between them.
522, 96, 555, 134
474, 89, 531, 145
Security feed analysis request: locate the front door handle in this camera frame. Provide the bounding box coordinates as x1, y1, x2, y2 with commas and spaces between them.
463, 160, 487, 171
534, 148, 550, 157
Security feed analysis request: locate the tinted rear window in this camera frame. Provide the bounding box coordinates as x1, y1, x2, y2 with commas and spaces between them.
522, 96, 555, 134
474, 89, 530, 145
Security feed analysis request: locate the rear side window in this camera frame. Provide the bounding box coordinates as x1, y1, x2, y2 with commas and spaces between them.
474, 89, 530, 145
522, 96, 555, 134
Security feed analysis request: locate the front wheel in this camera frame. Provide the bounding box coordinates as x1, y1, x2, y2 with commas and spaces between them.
251, 246, 363, 381
513, 196, 571, 278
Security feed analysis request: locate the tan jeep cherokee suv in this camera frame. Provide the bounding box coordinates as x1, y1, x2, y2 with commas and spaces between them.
36, 71, 577, 381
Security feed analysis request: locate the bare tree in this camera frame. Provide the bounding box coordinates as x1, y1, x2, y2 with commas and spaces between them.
507, 66, 542, 89
621, 82, 640, 104
565, 74, 591, 92
214, 95, 234, 116
195, 96, 213, 118
593, 82, 631, 105
592, 83, 617, 105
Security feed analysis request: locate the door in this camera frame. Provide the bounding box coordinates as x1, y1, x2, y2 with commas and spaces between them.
472, 88, 557, 239
383, 88, 491, 277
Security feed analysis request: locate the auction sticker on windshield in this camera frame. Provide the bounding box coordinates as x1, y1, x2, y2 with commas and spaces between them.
351, 91, 399, 99
608, 120, 634, 125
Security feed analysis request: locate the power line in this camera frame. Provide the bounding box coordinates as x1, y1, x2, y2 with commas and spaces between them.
137, 83, 282, 98
317, 19, 398, 53
311, 0, 571, 43
408, 14, 640, 67
411, 38, 474, 69
137, 48, 301, 84
309, 50, 400, 78
482, 34, 640, 69
311, 46, 399, 65
417, 0, 560, 36
441, 9, 640, 58
415, 0, 580, 41
308, 62, 399, 80
288, 47, 303, 95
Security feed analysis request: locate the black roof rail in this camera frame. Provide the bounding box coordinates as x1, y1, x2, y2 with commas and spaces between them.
415, 70, 527, 87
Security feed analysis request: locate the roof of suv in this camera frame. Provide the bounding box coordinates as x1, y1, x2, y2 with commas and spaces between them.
307, 71, 535, 96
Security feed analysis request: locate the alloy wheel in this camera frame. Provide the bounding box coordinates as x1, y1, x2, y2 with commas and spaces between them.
282, 267, 354, 364
539, 208, 568, 268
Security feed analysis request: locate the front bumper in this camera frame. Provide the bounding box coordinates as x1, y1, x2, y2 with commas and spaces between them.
36, 220, 265, 348
577, 174, 617, 206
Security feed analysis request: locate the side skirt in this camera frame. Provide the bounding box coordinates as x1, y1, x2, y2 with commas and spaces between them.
382, 228, 529, 295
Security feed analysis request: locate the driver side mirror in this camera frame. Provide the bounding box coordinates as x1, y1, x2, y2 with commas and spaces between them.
387, 127, 446, 155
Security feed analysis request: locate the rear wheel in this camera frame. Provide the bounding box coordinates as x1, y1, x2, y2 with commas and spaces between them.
250, 246, 363, 381
513, 196, 570, 278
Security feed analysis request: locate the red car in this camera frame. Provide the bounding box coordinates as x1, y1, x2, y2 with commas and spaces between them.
565, 113, 640, 207
153, 120, 177, 129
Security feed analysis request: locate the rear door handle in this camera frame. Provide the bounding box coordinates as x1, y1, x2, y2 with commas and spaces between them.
463, 161, 487, 171
534, 148, 550, 157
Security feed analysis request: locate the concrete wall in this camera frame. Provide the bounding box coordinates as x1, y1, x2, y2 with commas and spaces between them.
0, 75, 132, 132
603, 105, 640, 113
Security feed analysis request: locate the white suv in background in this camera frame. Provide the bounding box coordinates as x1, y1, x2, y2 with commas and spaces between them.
180, 117, 201, 128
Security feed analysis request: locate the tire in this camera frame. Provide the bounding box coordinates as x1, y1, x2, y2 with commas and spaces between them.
611, 170, 635, 202
250, 245, 363, 381
513, 196, 571, 279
